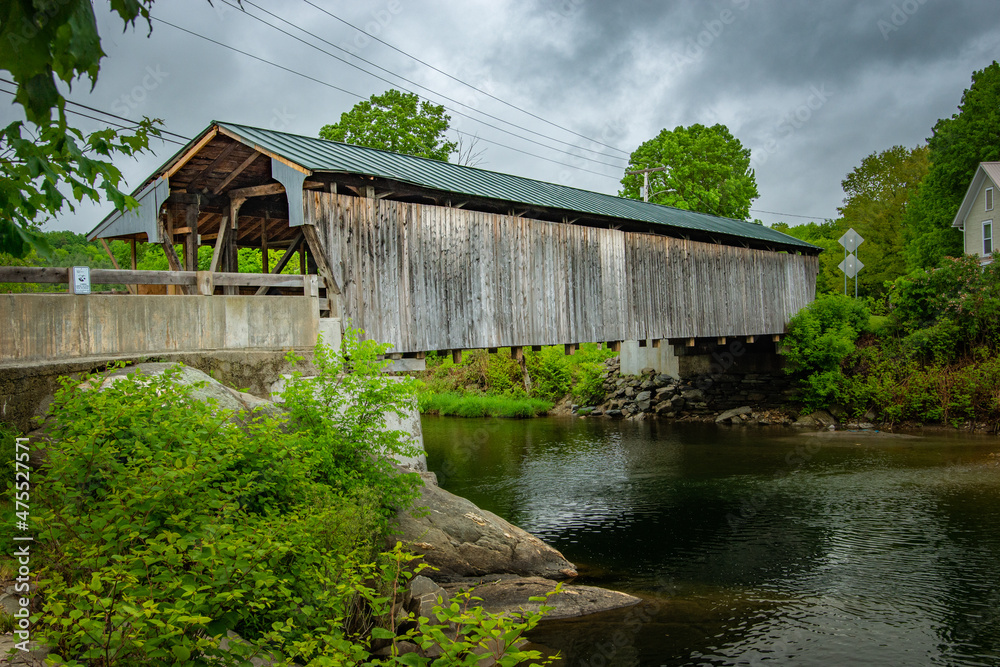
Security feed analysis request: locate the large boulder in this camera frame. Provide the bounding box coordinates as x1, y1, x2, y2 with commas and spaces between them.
394, 475, 577, 582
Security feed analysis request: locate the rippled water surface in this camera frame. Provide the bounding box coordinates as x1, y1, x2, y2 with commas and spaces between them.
421, 417, 1000, 666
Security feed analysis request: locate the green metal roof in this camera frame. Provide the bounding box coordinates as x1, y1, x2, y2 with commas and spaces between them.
216, 122, 818, 252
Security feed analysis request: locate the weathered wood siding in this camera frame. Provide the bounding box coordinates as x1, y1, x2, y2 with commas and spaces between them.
307, 192, 818, 353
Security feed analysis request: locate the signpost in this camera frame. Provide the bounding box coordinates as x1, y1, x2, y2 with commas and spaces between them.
837, 229, 864, 298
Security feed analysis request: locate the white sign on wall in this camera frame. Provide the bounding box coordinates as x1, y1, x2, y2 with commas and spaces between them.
70, 266, 91, 295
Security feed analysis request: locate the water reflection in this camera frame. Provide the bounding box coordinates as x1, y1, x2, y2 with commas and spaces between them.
421, 417, 1000, 666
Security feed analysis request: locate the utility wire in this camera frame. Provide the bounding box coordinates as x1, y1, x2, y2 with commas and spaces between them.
300, 0, 630, 157
751, 208, 831, 221
240, 0, 625, 165
219, 0, 626, 169
0, 86, 189, 147
153, 17, 619, 180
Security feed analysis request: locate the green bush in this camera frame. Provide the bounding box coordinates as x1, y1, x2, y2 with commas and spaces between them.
31, 331, 557, 665
782, 293, 870, 410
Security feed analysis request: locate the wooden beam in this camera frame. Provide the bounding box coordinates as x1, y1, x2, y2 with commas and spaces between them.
217, 125, 312, 175
184, 203, 199, 272
165, 128, 218, 178
261, 213, 269, 274
772, 334, 782, 342
188, 140, 239, 186
511, 346, 524, 361
717, 337, 727, 345
452, 350, 463, 364
255, 231, 303, 295
638, 339, 647, 348
196, 271, 214, 296
531, 345, 542, 352
686, 338, 695, 347
212, 152, 261, 194
606, 341, 621, 352
651, 339, 661, 349
227, 182, 286, 199
208, 213, 229, 274
564, 343, 577, 356
487, 347, 498, 354
301, 224, 342, 295
746, 335, 756, 343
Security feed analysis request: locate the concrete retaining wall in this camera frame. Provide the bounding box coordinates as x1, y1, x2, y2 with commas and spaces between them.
1, 294, 321, 365
619, 339, 679, 376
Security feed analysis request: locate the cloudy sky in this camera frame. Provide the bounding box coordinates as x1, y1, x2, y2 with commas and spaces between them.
5, 0, 999, 235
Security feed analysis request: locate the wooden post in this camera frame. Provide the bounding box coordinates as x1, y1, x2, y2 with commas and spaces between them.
606, 341, 622, 352
225, 197, 244, 295
564, 343, 577, 356
129, 237, 137, 294
511, 346, 524, 361
452, 350, 463, 364
746, 335, 756, 343
184, 203, 199, 272
261, 213, 269, 274
209, 213, 229, 274
651, 339, 661, 349
196, 271, 214, 296
717, 337, 727, 345
304, 274, 319, 298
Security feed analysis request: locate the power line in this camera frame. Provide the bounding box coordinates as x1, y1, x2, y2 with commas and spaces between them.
0, 86, 189, 147
153, 17, 619, 180
300, 0, 630, 157
751, 208, 831, 221
218, 0, 626, 170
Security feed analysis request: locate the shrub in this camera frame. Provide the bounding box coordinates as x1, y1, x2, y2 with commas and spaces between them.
782, 293, 870, 410
32, 333, 558, 664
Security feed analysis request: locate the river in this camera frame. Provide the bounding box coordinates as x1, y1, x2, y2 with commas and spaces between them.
421, 416, 1000, 667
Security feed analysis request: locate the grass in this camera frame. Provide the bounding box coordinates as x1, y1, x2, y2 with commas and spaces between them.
418, 391, 554, 418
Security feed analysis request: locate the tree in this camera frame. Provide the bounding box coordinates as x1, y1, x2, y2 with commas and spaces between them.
838, 145, 929, 296
319, 89, 457, 161
905, 61, 1000, 269
619, 123, 759, 220
0, 1, 163, 258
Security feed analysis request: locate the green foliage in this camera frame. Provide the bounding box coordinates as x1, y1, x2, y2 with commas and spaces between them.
620, 123, 759, 220
418, 392, 553, 418
782, 294, 870, 410
31, 336, 557, 664
525, 346, 573, 401
279, 329, 422, 521
320, 89, 457, 162
905, 61, 1000, 269
0, 421, 15, 502
889, 255, 1000, 361
773, 144, 928, 298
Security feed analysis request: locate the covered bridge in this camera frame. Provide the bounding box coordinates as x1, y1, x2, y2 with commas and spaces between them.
88, 121, 819, 358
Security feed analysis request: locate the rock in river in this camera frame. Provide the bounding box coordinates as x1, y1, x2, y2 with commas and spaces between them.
392, 473, 577, 582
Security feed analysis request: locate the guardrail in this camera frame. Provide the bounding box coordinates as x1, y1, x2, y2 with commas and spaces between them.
0, 266, 319, 296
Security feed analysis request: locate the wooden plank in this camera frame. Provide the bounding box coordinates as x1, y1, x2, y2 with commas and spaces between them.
165, 128, 218, 178
187, 140, 239, 186
212, 152, 261, 194
208, 213, 229, 273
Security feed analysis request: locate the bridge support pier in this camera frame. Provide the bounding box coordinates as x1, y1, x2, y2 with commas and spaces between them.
619, 339, 679, 377
674, 339, 793, 411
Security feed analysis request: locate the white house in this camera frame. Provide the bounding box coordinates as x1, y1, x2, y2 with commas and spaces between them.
952, 162, 1000, 264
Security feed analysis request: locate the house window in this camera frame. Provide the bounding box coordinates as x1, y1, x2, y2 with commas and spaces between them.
987, 187, 994, 212
984, 221, 993, 255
